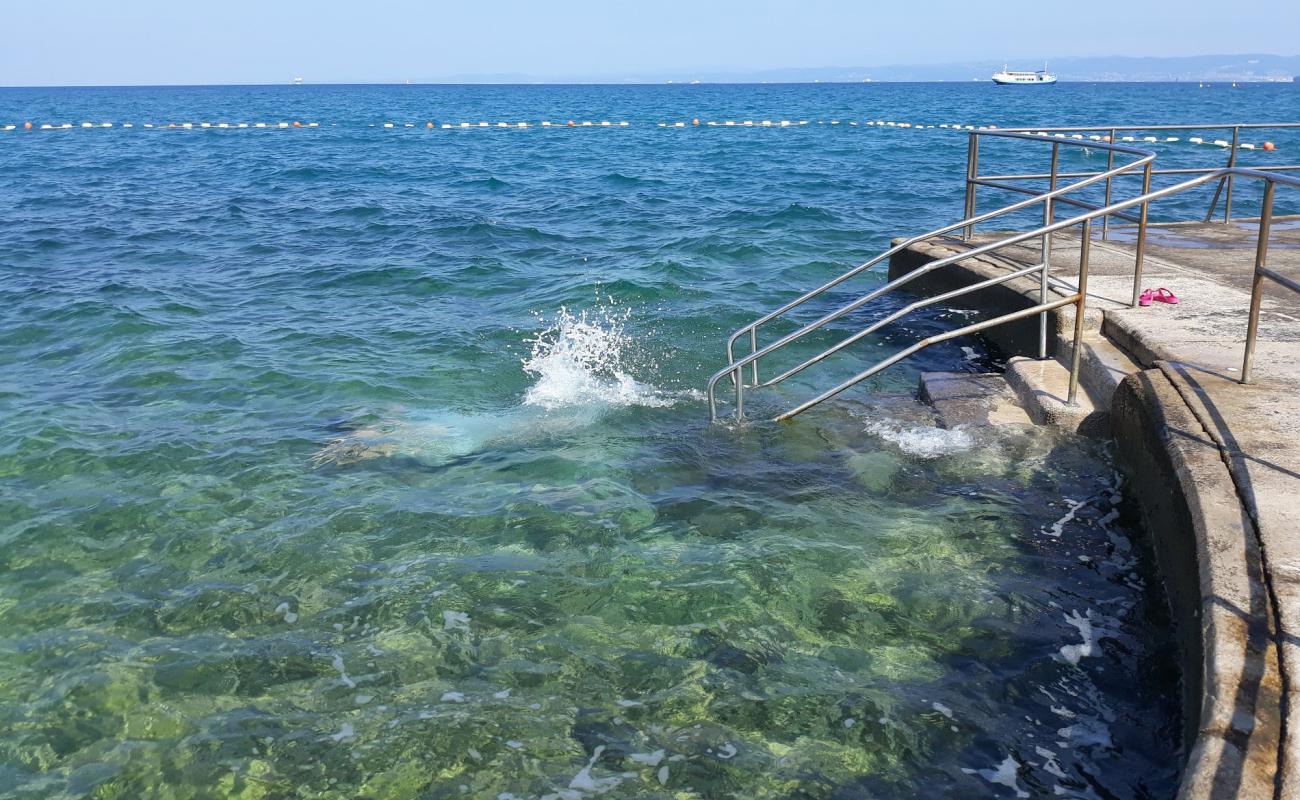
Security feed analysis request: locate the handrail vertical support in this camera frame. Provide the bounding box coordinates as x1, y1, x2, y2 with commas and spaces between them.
749, 329, 759, 386
1102, 129, 1116, 239
1241, 180, 1275, 384
1132, 161, 1153, 307
734, 366, 744, 419
1224, 126, 1240, 223
1040, 143, 1059, 358
963, 133, 979, 240
1068, 219, 1093, 406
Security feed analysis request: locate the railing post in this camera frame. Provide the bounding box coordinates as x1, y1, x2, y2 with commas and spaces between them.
1224, 126, 1240, 223
734, 366, 744, 419
963, 132, 979, 240
1040, 142, 1059, 359
1068, 218, 1092, 406
750, 328, 759, 385
1102, 128, 1116, 240
1132, 161, 1153, 307
1241, 180, 1275, 385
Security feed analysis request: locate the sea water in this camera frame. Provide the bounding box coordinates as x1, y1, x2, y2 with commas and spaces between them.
3, 82, 1294, 799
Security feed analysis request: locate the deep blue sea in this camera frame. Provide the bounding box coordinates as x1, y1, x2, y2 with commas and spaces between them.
1, 83, 1296, 799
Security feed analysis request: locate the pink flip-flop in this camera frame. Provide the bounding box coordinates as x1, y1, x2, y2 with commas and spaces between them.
1138, 288, 1179, 306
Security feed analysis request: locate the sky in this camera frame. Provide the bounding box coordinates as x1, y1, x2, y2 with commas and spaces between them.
2, 0, 1298, 86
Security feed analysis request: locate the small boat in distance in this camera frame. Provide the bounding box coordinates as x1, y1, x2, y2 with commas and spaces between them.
991, 63, 1057, 85
292, 76, 304, 85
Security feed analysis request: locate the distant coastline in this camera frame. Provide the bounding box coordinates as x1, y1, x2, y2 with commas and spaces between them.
2, 54, 1296, 88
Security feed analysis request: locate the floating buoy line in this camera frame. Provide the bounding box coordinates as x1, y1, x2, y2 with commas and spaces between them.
0, 119, 1279, 150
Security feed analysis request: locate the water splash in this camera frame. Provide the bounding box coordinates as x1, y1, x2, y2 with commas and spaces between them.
521, 305, 683, 410
861, 418, 975, 459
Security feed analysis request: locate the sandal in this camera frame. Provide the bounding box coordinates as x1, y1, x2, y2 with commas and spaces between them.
1152, 288, 1179, 304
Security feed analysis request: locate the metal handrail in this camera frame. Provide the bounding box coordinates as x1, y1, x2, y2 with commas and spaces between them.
708, 163, 1299, 422
708, 131, 1155, 420
979, 123, 1300, 229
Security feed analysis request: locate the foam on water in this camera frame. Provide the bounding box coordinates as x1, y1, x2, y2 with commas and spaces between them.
522, 305, 684, 410
861, 417, 975, 459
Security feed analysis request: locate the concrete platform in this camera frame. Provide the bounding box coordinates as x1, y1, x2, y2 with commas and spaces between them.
891, 222, 1300, 800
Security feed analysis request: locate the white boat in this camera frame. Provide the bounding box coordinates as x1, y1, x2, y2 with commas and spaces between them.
991, 64, 1057, 85
292, 76, 304, 85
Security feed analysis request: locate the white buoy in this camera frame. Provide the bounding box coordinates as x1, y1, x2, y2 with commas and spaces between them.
725, 120, 735, 126
1164, 137, 1178, 142
460, 122, 470, 128
541, 121, 552, 127
1142, 136, 1157, 142
41, 124, 53, 129
144, 123, 154, 128
779, 120, 790, 127
200, 122, 211, 128
600, 121, 611, 127
217, 123, 229, 128
582, 121, 592, 126
441, 123, 452, 129
2, 125, 14, 131
405, 123, 414, 128
81, 122, 93, 128
674, 122, 684, 127
517, 122, 527, 128
238, 123, 248, 128
619, 121, 629, 126
1189, 136, 1203, 144
1120, 135, 1135, 142
182, 123, 193, 129
383, 122, 394, 128
1213, 139, 1230, 147
255, 122, 267, 128
831, 120, 840, 125
308, 122, 318, 127
101, 122, 112, 128
1071, 134, 1084, 139
478, 122, 489, 127
848, 121, 858, 126
1240, 143, 1256, 150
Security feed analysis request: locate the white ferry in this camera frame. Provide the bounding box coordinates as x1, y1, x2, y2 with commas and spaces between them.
991, 64, 1057, 85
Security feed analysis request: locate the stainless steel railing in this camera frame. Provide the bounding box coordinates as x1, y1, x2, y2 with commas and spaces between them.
707, 128, 1299, 423
971, 123, 1300, 236
707, 130, 1154, 421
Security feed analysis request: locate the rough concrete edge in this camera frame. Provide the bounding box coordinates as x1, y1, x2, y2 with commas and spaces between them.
1113, 369, 1283, 800
1157, 360, 1295, 800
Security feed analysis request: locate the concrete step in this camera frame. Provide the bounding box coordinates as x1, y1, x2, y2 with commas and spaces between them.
1052, 329, 1146, 410
918, 371, 1033, 429
1003, 356, 1109, 437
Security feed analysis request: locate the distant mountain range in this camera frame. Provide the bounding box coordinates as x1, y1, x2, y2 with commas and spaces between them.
428, 54, 1300, 85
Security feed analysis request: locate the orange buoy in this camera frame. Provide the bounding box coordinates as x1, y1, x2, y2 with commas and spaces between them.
1101, 135, 1111, 143
24, 121, 32, 130
567, 120, 575, 127
168, 123, 176, 128
426, 122, 433, 129
1262, 141, 1277, 152
692, 118, 700, 126
293, 121, 302, 127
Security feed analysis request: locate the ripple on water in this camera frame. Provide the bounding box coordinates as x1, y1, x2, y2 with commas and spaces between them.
0, 82, 1211, 799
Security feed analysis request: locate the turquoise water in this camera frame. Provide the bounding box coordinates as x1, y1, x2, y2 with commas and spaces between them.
2, 83, 1294, 799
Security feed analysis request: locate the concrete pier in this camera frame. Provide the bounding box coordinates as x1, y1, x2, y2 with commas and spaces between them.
890, 222, 1300, 799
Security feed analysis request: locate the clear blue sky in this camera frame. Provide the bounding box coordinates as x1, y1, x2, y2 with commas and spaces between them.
3, 0, 1297, 85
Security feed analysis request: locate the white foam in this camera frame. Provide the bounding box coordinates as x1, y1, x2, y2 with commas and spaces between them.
862, 419, 974, 459
962, 755, 1028, 798
522, 306, 684, 410
1059, 609, 1099, 665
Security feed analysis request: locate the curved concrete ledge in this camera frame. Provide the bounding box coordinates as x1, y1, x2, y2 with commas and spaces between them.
889, 231, 1300, 796
1113, 368, 1283, 799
